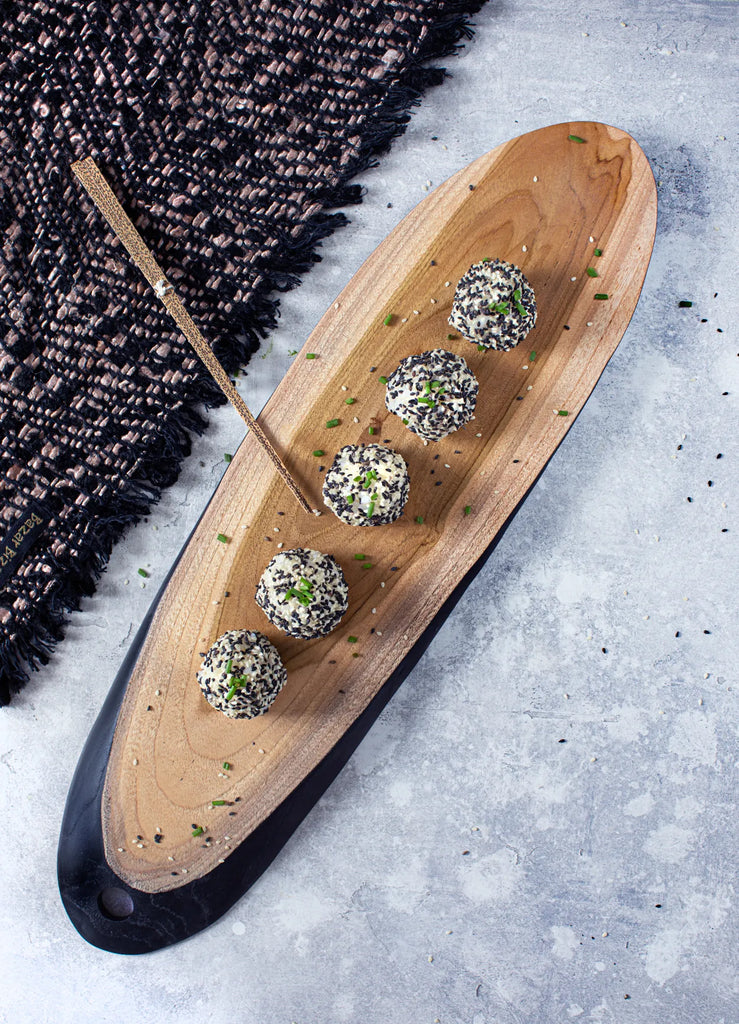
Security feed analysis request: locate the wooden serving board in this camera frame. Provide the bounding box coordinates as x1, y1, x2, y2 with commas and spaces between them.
58, 121, 656, 953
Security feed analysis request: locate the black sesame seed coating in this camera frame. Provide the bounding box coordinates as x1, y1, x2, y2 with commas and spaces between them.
384, 348, 478, 441
322, 444, 410, 526
449, 258, 536, 350
255, 548, 349, 639
197, 629, 286, 720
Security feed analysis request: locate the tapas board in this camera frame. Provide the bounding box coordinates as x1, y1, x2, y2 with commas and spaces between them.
58, 122, 657, 953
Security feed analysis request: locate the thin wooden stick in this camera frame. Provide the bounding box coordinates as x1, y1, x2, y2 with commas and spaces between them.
71, 156, 318, 516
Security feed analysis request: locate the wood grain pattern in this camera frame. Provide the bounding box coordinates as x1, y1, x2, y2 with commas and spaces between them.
101, 122, 656, 893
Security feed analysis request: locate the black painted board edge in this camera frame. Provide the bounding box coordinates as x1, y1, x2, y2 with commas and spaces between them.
57, 334, 626, 954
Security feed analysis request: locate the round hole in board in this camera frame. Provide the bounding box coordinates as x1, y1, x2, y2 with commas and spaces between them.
98, 887, 134, 920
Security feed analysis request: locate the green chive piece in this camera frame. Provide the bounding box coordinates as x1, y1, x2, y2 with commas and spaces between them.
415, 516, 424, 524
368, 426, 376, 435
361, 562, 373, 569
424, 381, 432, 394
512, 288, 527, 317
226, 660, 233, 674
447, 333, 457, 340
418, 396, 435, 407
678, 300, 693, 308
464, 505, 472, 516
346, 494, 354, 503
211, 800, 226, 806
530, 351, 537, 362
489, 300, 510, 315
568, 134, 586, 143
313, 449, 325, 457
402, 418, 409, 424
558, 410, 570, 416
222, 762, 231, 770
594, 293, 609, 300
306, 352, 317, 359
348, 636, 358, 643
379, 376, 388, 384
192, 826, 204, 837
225, 684, 238, 701
326, 418, 340, 428
354, 553, 368, 560
137, 568, 148, 578
367, 502, 376, 517
352, 652, 360, 658
345, 397, 356, 404
383, 314, 393, 326
287, 349, 298, 356
594, 248, 603, 257
586, 267, 599, 277
353, 475, 363, 483
224, 453, 233, 463
477, 344, 486, 351
217, 533, 229, 543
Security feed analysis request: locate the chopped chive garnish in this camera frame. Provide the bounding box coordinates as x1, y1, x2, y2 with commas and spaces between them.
299, 577, 313, 590
586, 267, 599, 277
447, 333, 457, 340
594, 248, 603, 257
345, 397, 356, 404
326, 418, 340, 427
477, 344, 486, 351
306, 352, 317, 359
568, 134, 586, 143
418, 396, 435, 406
415, 515, 424, 524
379, 375, 388, 384
211, 800, 226, 806
348, 636, 358, 643
594, 293, 609, 300
489, 300, 510, 315
367, 502, 376, 517
402, 418, 409, 424
361, 562, 373, 569
383, 314, 393, 326
226, 659, 233, 674
424, 381, 432, 394
558, 410, 570, 416
217, 533, 229, 543
464, 505, 472, 516
192, 826, 204, 837
225, 684, 238, 701
354, 553, 368, 560
287, 348, 298, 356
352, 652, 360, 658
530, 351, 537, 361
137, 568, 148, 578
346, 494, 354, 503
368, 426, 376, 435
512, 288, 527, 317
313, 449, 325, 457
678, 300, 693, 307
222, 762, 231, 770
481, 257, 491, 262
224, 453, 233, 463
353, 475, 363, 483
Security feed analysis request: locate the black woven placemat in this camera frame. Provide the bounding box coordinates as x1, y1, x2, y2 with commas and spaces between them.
0, 0, 485, 705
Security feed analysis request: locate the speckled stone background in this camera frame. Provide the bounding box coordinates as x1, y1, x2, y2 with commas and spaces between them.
1, 2, 737, 1022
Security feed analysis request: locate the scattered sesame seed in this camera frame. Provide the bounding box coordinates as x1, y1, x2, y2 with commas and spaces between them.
155, 689, 161, 696
533, 176, 538, 182
132, 758, 138, 766
413, 309, 420, 315
522, 244, 527, 252
341, 385, 348, 391
430, 298, 437, 304
445, 280, 451, 287
571, 276, 577, 281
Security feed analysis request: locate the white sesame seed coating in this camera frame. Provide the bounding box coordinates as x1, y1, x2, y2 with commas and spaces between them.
384, 348, 478, 442
449, 259, 536, 351
255, 548, 348, 639
197, 629, 287, 719
322, 444, 410, 526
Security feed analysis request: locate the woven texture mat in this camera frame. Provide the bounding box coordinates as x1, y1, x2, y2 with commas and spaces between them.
0, 1, 484, 704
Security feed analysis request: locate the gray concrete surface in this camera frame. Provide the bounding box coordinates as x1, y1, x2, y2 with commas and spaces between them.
1, 2, 737, 1022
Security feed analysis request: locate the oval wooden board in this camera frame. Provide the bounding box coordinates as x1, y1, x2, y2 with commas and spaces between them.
96, 121, 655, 895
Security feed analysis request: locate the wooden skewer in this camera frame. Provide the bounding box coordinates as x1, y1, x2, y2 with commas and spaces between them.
71, 156, 319, 517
